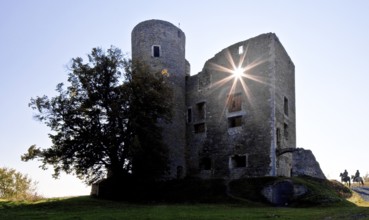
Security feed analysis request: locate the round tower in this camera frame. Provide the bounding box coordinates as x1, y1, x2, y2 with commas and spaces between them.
131, 19, 187, 179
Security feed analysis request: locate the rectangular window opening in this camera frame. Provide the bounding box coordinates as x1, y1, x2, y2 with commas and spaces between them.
152, 45, 160, 57
228, 115, 242, 128
238, 45, 244, 55
200, 157, 212, 170
228, 93, 242, 112
231, 155, 247, 168
194, 123, 205, 133
196, 102, 206, 120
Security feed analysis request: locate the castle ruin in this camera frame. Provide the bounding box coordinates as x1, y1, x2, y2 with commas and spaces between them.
131, 19, 323, 181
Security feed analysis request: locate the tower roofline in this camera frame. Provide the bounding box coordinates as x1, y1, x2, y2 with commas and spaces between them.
132, 19, 185, 38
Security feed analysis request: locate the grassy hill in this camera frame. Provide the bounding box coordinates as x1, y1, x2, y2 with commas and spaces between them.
1, 176, 369, 220
95, 176, 354, 206
229, 176, 353, 207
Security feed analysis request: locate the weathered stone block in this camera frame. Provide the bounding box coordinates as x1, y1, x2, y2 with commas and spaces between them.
292, 148, 326, 179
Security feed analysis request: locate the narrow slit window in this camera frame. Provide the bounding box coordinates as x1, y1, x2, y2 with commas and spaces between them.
187, 108, 192, 123
276, 128, 281, 148
284, 97, 289, 116
152, 45, 160, 57
284, 123, 289, 140
238, 45, 244, 55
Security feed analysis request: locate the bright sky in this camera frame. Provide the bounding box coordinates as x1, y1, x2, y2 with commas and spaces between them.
1, 0, 369, 197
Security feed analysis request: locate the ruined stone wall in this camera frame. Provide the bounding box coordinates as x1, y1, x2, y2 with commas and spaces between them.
132, 20, 187, 179
272, 35, 296, 177
186, 34, 285, 179
131, 19, 297, 180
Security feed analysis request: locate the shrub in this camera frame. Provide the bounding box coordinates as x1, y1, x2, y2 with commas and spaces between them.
0, 167, 41, 201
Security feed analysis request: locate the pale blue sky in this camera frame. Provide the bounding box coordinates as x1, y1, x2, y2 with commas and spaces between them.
1, 0, 369, 197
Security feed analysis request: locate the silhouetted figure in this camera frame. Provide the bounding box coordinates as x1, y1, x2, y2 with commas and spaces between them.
355, 170, 360, 179
351, 170, 364, 186
343, 169, 348, 178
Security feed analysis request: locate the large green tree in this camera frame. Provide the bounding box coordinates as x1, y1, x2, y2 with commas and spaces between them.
22, 47, 173, 184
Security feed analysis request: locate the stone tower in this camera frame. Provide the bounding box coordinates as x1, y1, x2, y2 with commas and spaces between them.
131, 20, 188, 179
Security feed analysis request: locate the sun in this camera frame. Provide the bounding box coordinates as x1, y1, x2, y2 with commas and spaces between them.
233, 67, 244, 79
207, 48, 269, 120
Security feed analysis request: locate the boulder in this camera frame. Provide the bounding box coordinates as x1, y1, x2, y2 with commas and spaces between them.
292, 148, 326, 179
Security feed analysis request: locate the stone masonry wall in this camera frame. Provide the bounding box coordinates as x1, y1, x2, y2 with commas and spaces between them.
186, 34, 288, 179
131, 19, 298, 181
132, 20, 187, 179
272, 35, 296, 177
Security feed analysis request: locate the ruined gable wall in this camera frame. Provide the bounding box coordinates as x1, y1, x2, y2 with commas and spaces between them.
186, 34, 279, 179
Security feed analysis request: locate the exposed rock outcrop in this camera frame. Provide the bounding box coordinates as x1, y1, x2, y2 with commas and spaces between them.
261, 179, 309, 206
292, 148, 326, 179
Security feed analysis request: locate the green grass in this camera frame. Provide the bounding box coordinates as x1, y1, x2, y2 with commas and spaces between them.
229, 176, 354, 207
2, 177, 369, 219
1, 196, 369, 220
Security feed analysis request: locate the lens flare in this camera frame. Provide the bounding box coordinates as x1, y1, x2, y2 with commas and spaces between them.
233, 67, 244, 78
206, 47, 269, 118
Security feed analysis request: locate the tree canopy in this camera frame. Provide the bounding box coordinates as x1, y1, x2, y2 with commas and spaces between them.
22, 46, 173, 184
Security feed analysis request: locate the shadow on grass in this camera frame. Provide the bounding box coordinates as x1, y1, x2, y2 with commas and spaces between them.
2, 196, 369, 220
